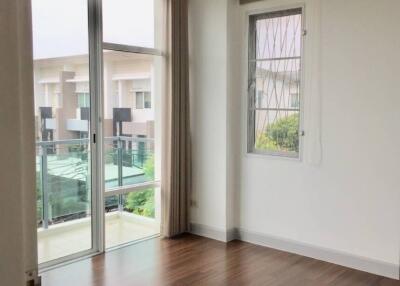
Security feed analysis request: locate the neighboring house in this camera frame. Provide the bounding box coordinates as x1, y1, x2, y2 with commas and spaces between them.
254, 67, 300, 135
33, 51, 155, 144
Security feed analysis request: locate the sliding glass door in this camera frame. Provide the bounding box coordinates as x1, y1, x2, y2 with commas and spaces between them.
101, 0, 163, 249
32, 0, 96, 266
32, 0, 164, 268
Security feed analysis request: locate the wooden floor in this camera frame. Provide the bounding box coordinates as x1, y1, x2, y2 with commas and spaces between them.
41, 234, 399, 286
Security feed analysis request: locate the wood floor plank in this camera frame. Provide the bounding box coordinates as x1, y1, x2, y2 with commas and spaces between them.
40, 234, 400, 286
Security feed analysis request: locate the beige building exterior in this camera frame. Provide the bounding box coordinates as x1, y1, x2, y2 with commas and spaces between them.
33, 51, 155, 143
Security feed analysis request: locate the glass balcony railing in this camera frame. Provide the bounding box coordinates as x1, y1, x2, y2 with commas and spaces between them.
104, 136, 155, 189
36, 136, 155, 229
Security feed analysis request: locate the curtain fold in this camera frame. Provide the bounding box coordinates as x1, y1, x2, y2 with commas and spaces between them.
161, 0, 191, 238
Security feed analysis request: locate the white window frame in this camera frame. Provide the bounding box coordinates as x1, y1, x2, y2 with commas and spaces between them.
246, 4, 306, 160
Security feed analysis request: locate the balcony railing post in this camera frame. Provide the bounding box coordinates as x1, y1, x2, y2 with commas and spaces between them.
41, 145, 49, 229
117, 137, 123, 212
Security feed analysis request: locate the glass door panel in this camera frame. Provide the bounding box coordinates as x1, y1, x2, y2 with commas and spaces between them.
103, 0, 155, 48
105, 188, 159, 249
103, 51, 158, 190
32, 0, 94, 265
102, 50, 161, 249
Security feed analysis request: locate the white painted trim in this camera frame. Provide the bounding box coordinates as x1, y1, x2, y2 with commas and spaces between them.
103, 42, 163, 56
39, 250, 101, 274
243, 2, 306, 160
226, 228, 239, 242
240, 0, 323, 165
105, 234, 160, 252
237, 228, 399, 280
189, 223, 236, 243
190, 225, 399, 279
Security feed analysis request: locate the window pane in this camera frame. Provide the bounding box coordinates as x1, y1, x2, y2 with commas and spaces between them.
254, 110, 300, 154
78, 93, 89, 108
255, 59, 300, 110
255, 11, 302, 59
144, 92, 152, 108
32, 0, 89, 59
136, 92, 144, 109
32, 0, 92, 264
249, 9, 302, 157
103, 0, 155, 48
105, 188, 160, 249
103, 51, 158, 191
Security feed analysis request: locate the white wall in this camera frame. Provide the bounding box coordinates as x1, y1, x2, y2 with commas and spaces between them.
0, 0, 38, 285
189, 0, 229, 235
189, 0, 400, 278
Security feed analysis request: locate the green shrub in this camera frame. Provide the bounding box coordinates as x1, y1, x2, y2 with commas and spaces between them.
256, 114, 299, 153
125, 155, 155, 218
255, 133, 278, 150
125, 189, 155, 218
143, 154, 154, 180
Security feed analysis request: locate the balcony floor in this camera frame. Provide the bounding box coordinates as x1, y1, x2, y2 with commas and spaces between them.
38, 212, 159, 264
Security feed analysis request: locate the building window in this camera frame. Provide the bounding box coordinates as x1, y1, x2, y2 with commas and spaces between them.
136, 91, 151, 109
77, 92, 90, 108
290, 92, 300, 108
248, 8, 303, 157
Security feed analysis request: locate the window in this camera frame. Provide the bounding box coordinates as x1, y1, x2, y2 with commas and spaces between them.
290, 92, 300, 109
248, 8, 303, 158
77, 92, 90, 108
144, 92, 151, 108
102, 0, 163, 249
135, 91, 151, 109
31, 0, 164, 267
103, 0, 155, 48
32, 0, 93, 265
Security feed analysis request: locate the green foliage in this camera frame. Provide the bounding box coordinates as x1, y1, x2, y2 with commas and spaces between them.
255, 133, 278, 150
256, 114, 299, 153
36, 171, 43, 223
125, 189, 155, 218
125, 155, 155, 218
143, 154, 154, 180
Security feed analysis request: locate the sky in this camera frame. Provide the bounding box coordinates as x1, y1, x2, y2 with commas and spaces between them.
32, 0, 154, 59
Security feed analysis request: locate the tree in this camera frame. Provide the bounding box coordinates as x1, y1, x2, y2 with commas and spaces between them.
125, 189, 154, 217
36, 171, 43, 224
256, 114, 299, 153
125, 154, 155, 218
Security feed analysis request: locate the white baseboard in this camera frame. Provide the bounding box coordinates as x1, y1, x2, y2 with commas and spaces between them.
226, 227, 239, 242
189, 224, 399, 280
237, 228, 399, 280
189, 223, 237, 242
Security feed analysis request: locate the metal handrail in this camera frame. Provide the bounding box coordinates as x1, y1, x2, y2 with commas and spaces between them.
104, 136, 154, 143
36, 136, 154, 147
